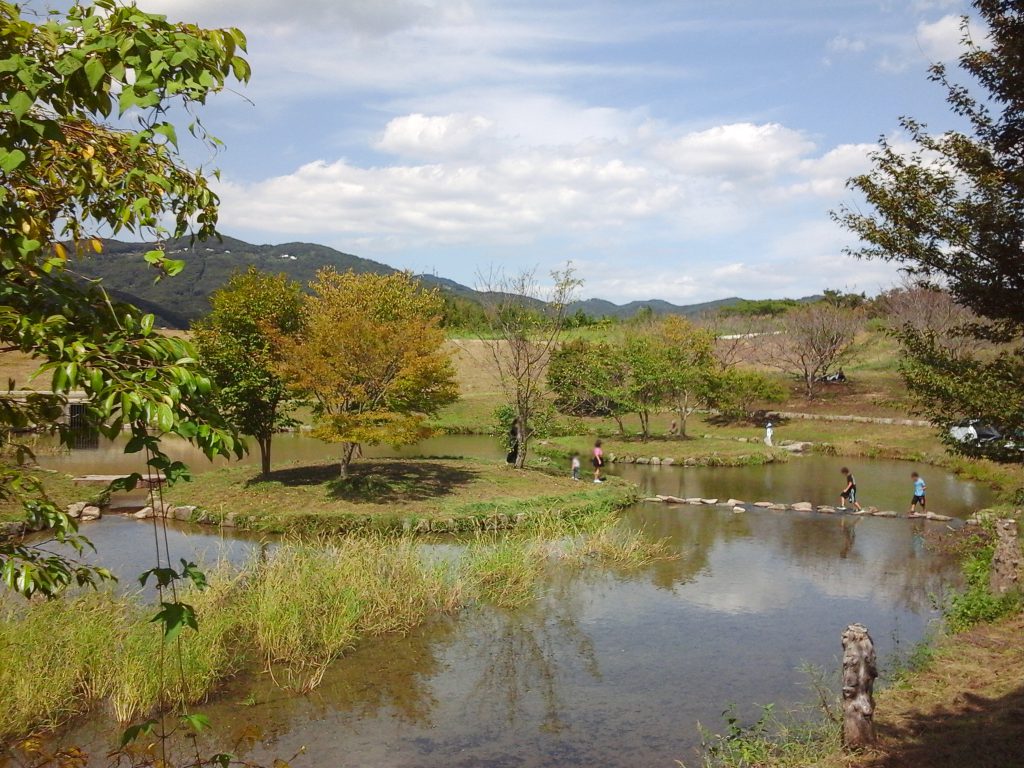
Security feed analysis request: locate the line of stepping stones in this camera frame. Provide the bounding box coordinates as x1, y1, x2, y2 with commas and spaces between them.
641, 495, 955, 522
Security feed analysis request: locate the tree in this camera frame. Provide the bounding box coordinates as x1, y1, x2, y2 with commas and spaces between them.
546, 338, 631, 433
833, 1, 1024, 458
654, 316, 718, 438
193, 268, 304, 476
764, 303, 862, 398
620, 332, 664, 440
1, 0, 248, 598
711, 369, 787, 421
874, 282, 980, 359
276, 270, 459, 477
477, 266, 580, 468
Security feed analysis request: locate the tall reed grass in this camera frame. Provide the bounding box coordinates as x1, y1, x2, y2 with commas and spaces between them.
0, 517, 674, 740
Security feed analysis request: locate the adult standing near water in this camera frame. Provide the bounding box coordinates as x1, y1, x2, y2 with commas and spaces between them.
592, 439, 605, 483
764, 421, 773, 446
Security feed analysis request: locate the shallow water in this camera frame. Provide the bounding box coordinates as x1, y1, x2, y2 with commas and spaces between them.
11, 434, 985, 766
611, 454, 993, 518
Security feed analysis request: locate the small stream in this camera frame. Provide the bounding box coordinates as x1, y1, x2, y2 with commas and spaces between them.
12, 434, 992, 766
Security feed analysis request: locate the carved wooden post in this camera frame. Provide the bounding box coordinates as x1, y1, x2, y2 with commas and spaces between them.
841, 623, 877, 750
990, 518, 1022, 595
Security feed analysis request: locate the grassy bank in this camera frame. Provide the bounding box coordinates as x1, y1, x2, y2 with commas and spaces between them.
0, 469, 102, 525
0, 517, 673, 741
534, 433, 789, 467
161, 457, 637, 534
686, 526, 1024, 768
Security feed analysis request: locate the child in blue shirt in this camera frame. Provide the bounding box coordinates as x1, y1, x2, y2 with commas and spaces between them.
909, 472, 927, 514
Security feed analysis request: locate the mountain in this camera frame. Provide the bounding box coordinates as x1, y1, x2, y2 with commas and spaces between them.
79, 236, 773, 328
567, 296, 745, 319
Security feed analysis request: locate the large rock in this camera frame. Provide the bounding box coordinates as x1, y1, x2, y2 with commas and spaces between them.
66, 501, 87, 519
133, 506, 154, 520
0, 520, 27, 538
925, 511, 952, 522
791, 502, 814, 512
661, 457, 675, 466
173, 505, 197, 521
650, 457, 661, 465
635, 456, 650, 465
80, 505, 101, 521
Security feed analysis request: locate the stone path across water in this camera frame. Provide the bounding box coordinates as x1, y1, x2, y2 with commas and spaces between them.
641, 495, 958, 523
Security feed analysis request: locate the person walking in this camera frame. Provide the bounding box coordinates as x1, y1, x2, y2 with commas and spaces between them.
909, 472, 927, 515
571, 452, 581, 481
592, 439, 605, 483
764, 421, 774, 446
839, 467, 862, 511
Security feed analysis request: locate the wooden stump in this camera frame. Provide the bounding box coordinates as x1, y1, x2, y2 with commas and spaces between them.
841, 623, 877, 750
990, 518, 1022, 595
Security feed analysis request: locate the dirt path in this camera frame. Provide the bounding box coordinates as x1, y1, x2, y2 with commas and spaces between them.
855, 613, 1024, 768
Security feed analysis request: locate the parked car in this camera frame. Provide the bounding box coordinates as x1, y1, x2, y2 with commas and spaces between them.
949, 419, 1002, 444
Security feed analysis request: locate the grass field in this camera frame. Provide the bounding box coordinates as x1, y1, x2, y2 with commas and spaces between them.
162, 457, 638, 533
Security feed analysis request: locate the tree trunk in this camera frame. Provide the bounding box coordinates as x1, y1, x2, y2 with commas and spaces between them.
841, 623, 877, 750
638, 410, 649, 441
990, 518, 1022, 595
338, 442, 358, 478
514, 411, 528, 469
677, 408, 688, 438
613, 415, 625, 436
258, 434, 272, 477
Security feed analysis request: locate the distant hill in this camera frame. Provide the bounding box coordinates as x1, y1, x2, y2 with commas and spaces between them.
567, 296, 745, 319
78, 236, 798, 328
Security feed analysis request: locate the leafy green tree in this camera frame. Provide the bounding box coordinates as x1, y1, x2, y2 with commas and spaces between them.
711, 369, 787, 421
1, 0, 248, 599
620, 332, 665, 440
546, 338, 631, 433
834, 0, 1024, 458
654, 317, 719, 438
193, 268, 304, 476
277, 270, 459, 477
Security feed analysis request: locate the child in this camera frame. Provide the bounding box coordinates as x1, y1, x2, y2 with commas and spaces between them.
571, 452, 581, 481
839, 467, 862, 511
909, 472, 927, 514
592, 439, 605, 483
764, 422, 774, 446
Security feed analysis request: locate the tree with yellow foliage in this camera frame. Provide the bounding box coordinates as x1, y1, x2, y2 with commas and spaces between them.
277, 270, 459, 477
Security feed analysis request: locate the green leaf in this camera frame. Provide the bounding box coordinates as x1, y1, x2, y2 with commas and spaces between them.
8, 91, 33, 120
150, 601, 199, 644
120, 719, 158, 747
0, 149, 26, 172
180, 712, 211, 733
84, 57, 106, 90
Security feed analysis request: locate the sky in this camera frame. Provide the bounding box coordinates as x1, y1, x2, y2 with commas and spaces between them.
142, 0, 978, 304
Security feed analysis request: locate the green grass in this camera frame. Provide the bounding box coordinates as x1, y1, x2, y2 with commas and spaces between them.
162, 457, 638, 534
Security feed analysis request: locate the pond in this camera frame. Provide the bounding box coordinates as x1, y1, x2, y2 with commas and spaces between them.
11, 434, 989, 766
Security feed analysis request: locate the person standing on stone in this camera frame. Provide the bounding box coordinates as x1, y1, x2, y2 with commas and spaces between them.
839, 467, 862, 511
909, 472, 927, 514
764, 421, 774, 446
592, 439, 605, 483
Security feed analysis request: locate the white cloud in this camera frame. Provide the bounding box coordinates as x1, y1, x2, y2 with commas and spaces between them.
377, 113, 495, 158
916, 14, 967, 62
655, 123, 815, 181
827, 35, 867, 54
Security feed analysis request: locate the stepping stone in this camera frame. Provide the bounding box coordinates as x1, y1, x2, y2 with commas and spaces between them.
791, 502, 813, 511
732, 506, 745, 514
852, 509, 873, 516
643, 497, 663, 503
753, 501, 774, 508
700, 498, 719, 505
726, 498, 745, 506
686, 498, 703, 504
817, 505, 837, 514
769, 504, 788, 511
925, 512, 953, 521
908, 512, 927, 519
873, 510, 898, 518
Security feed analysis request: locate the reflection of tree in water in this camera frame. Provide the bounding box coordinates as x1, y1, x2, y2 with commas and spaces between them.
470, 575, 601, 734
622, 507, 754, 589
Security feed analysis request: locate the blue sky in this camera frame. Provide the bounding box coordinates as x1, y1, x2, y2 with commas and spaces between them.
146, 0, 977, 303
